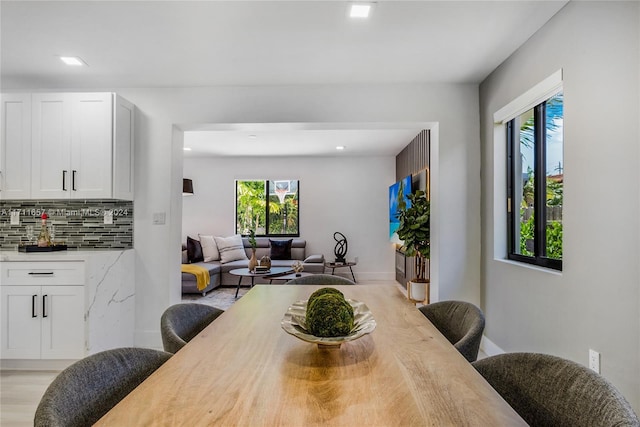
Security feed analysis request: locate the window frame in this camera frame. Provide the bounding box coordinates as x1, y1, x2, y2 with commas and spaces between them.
235, 179, 300, 238
506, 95, 562, 271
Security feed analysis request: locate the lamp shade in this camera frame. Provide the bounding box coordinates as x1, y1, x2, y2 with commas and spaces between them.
182, 178, 194, 196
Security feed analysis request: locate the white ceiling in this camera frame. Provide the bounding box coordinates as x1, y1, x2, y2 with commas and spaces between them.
0, 0, 567, 157
183, 122, 434, 157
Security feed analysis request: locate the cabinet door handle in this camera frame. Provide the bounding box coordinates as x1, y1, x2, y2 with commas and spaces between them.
32, 295, 37, 318
28, 272, 54, 275
72, 170, 77, 191
62, 170, 67, 191
42, 295, 48, 318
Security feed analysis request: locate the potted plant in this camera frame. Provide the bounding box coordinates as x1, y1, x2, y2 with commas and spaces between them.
395, 189, 430, 302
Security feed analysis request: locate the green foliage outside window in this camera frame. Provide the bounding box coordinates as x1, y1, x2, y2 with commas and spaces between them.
519, 172, 563, 260
236, 180, 299, 236
236, 181, 266, 235
267, 190, 299, 235
518, 213, 562, 260
545, 221, 563, 259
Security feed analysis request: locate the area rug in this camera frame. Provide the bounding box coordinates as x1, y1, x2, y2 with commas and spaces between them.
181, 286, 249, 311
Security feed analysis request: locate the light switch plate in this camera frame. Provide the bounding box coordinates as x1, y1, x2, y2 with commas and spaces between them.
153, 212, 166, 225
10, 211, 20, 225
104, 210, 113, 225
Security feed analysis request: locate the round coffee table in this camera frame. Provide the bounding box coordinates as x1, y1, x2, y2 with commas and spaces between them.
229, 267, 293, 298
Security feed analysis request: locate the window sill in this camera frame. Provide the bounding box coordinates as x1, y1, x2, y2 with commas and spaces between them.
494, 258, 563, 276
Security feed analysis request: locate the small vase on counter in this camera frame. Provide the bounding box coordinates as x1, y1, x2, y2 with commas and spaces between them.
37, 213, 51, 247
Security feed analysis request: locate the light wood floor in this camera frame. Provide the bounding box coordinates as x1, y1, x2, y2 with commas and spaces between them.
1, 370, 59, 426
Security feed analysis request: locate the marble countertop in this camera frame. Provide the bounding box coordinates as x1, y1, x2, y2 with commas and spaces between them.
0, 249, 133, 262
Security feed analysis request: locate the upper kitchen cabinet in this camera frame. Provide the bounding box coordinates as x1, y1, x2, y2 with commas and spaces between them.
31, 93, 135, 200
112, 96, 135, 200
0, 92, 134, 200
0, 94, 32, 199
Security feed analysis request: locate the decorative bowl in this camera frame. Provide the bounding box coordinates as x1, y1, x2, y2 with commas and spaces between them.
281, 299, 376, 348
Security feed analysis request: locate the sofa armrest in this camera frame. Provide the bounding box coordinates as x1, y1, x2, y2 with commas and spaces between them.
304, 254, 325, 263
181, 245, 188, 264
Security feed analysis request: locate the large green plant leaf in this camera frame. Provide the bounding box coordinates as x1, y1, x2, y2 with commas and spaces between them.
396, 190, 430, 265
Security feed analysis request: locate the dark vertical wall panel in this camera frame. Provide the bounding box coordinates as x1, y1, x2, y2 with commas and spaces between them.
395, 129, 430, 287
396, 129, 430, 181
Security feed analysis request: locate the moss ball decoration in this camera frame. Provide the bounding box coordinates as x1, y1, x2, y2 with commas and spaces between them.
306, 293, 355, 337
307, 287, 344, 309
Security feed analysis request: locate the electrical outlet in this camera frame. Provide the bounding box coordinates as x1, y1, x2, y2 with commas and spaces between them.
10, 211, 20, 225
589, 349, 600, 373
103, 210, 113, 225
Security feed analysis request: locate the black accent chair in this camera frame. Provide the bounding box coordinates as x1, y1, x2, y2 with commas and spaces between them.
34, 347, 171, 427
472, 352, 640, 426
285, 273, 355, 285
160, 303, 224, 353
419, 300, 485, 362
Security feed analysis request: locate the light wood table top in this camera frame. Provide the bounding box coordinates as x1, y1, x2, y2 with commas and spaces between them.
96, 284, 526, 426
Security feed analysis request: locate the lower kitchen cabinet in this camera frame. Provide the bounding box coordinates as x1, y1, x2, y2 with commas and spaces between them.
0, 250, 135, 366
0, 261, 85, 359
0, 285, 84, 359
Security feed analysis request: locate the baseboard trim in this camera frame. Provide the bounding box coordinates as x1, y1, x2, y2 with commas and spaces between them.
480, 335, 505, 357
1, 359, 77, 371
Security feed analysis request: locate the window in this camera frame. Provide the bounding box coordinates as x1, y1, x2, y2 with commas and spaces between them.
235, 180, 299, 237
507, 90, 563, 270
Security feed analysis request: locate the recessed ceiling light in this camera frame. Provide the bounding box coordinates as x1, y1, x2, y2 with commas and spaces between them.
248, 134, 257, 139
59, 56, 86, 66
336, 146, 346, 151
349, 3, 372, 18
183, 147, 192, 151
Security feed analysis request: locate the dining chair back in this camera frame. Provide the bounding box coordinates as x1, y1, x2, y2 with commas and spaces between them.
472, 352, 640, 426
34, 347, 171, 427
285, 273, 355, 286
419, 300, 485, 362
161, 303, 224, 353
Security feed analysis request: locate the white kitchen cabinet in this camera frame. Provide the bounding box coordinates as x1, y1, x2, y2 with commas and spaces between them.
112, 95, 135, 200
1, 92, 134, 200
0, 94, 32, 199
31, 92, 130, 199
0, 261, 85, 360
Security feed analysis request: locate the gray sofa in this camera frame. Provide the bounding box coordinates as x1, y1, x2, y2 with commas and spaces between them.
182, 237, 325, 294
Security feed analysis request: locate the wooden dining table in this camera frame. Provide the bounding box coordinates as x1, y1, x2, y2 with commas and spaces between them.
96, 284, 526, 426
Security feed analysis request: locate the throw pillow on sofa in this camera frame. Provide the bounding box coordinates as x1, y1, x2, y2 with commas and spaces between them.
270, 239, 293, 260
199, 234, 220, 262
214, 234, 248, 263
186, 236, 204, 263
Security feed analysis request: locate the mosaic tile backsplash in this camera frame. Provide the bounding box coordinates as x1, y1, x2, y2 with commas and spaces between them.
0, 200, 133, 250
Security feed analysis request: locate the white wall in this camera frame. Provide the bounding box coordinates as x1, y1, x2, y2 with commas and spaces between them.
182, 156, 395, 281
112, 82, 480, 349
479, 2, 640, 409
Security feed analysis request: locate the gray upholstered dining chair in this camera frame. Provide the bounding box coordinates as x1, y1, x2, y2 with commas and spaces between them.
285, 273, 355, 286
472, 352, 640, 426
34, 347, 172, 427
160, 303, 224, 354
419, 300, 485, 362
